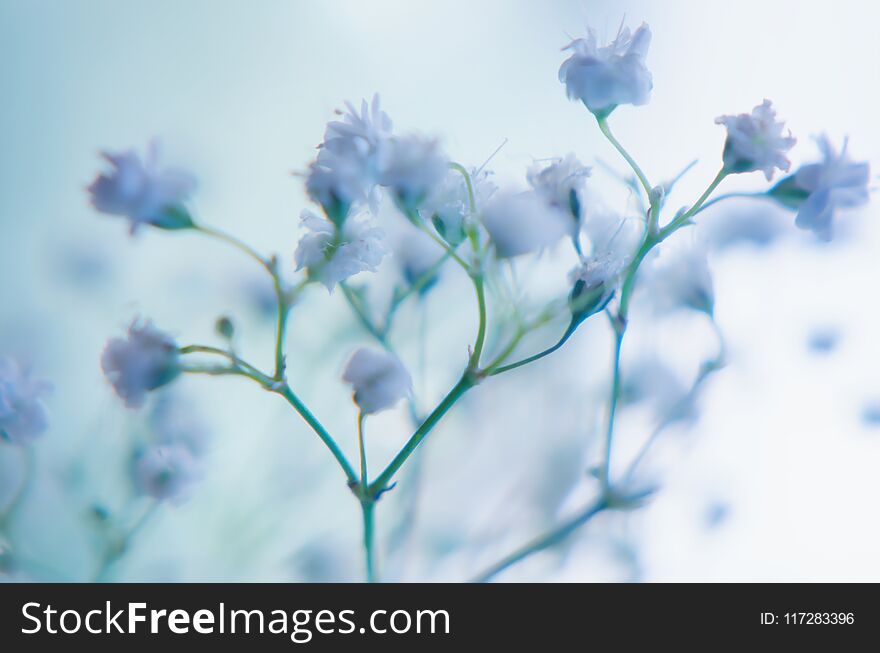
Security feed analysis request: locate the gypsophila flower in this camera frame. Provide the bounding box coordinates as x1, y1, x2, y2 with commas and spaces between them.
481, 191, 572, 258
559, 22, 653, 116
307, 95, 393, 223
0, 358, 50, 446
323, 94, 393, 161
421, 167, 497, 245
88, 141, 196, 234
294, 210, 387, 292
342, 348, 412, 415
789, 136, 870, 241
715, 100, 796, 180
101, 320, 181, 409
528, 154, 592, 223
378, 134, 449, 212
133, 443, 199, 501
641, 241, 715, 316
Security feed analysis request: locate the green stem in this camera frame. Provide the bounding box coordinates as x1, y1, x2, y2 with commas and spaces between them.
360, 500, 376, 583
473, 498, 608, 582
468, 275, 488, 368
357, 412, 368, 486
487, 320, 577, 376
658, 169, 728, 240
691, 190, 769, 216
596, 117, 652, 198
369, 373, 475, 495
599, 320, 625, 492
276, 385, 358, 486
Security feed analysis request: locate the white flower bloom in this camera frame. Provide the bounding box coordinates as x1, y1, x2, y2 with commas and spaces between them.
87, 141, 196, 234
481, 191, 572, 258
559, 23, 653, 115
342, 348, 412, 415
421, 167, 496, 245
528, 154, 591, 222
641, 241, 714, 315
378, 134, 449, 211
294, 210, 387, 292
133, 444, 199, 501
101, 320, 180, 409
792, 136, 870, 241
306, 95, 393, 221
305, 149, 374, 221
323, 94, 393, 160
0, 358, 50, 446
715, 100, 796, 180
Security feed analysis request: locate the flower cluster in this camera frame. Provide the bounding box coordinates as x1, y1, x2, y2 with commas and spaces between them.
82, 16, 872, 583
101, 320, 180, 409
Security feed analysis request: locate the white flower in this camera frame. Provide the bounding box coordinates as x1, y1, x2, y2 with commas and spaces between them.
421, 167, 497, 245
641, 241, 714, 315
306, 95, 393, 221
323, 94, 393, 161
87, 141, 196, 234
133, 444, 199, 501
294, 210, 387, 292
0, 358, 50, 446
792, 136, 870, 241
559, 22, 653, 116
342, 348, 412, 415
378, 134, 449, 211
305, 149, 374, 222
528, 154, 591, 222
481, 191, 572, 258
715, 100, 796, 180
101, 320, 180, 409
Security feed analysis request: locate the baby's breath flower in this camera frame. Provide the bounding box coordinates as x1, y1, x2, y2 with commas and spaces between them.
378, 134, 449, 212
786, 136, 870, 241
133, 443, 199, 501
342, 348, 412, 415
101, 320, 181, 409
527, 153, 591, 223
421, 167, 496, 246
0, 358, 51, 446
715, 100, 796, 180
294, 210, 387, 292
87, 141, 196, 234
481, 191, 571, 258
306, 94, 393, 224
559, 22, 653, 116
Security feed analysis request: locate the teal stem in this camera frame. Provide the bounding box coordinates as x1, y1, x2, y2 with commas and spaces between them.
658, 169, 728, 239
368, 373, 475, 496
599, 320, 625, 492
596, 117, 652, 198
276, 384, 358, 486
360, 500, 376, 583
473, 497, 608, 582
487, 320, 577, 376
357, 412, 368, 486
468, 275, 488, 369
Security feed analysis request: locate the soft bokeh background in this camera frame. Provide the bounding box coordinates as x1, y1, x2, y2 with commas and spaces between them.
1, 0, 878, 581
